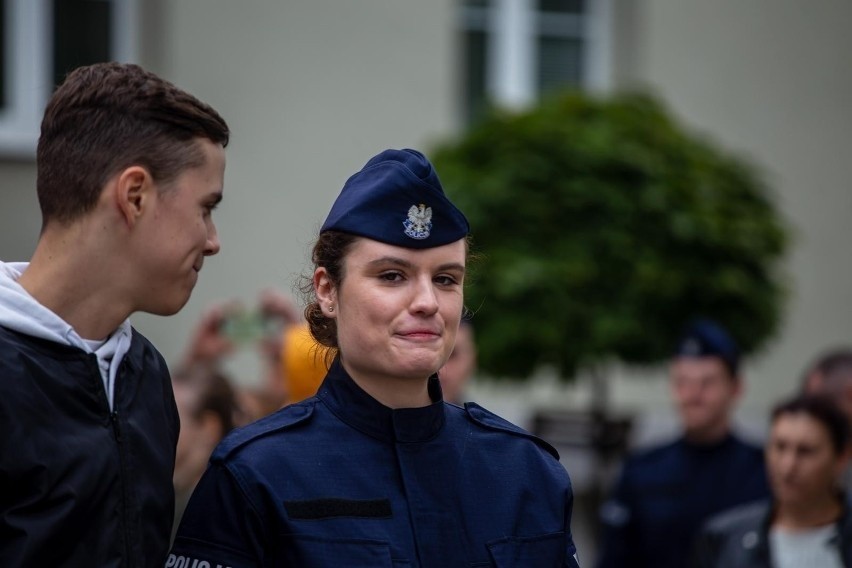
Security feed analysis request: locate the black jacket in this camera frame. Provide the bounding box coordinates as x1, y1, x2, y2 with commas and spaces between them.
0, 325, 179, 567
692, 498, 852, 568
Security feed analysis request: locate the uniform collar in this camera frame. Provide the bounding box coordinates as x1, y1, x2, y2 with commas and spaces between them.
317, 356, 445, 443
680, 431, 737, 452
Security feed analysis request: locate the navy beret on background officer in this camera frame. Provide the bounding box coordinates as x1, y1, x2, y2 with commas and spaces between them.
595, 319, 770, 568
168, 149, 582, 567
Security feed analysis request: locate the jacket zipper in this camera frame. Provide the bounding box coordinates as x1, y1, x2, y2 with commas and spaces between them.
96, 353, 132, 566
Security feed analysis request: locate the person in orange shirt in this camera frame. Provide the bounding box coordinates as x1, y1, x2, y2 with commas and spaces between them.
280, 321, 328, 404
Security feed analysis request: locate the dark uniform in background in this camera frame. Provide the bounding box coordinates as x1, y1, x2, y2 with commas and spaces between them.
596, 433, 768, 568
169, 359, 580, 567
595, 319, 770, 568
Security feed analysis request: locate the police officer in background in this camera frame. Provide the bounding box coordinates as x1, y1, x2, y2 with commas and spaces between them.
168, 149, 581, 567
596, 319, 770, 568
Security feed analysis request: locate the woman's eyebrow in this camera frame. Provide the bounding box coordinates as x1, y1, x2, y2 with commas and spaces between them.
365, 256, 413, 269
436, 262, 466, 274
365, 257, 465, 274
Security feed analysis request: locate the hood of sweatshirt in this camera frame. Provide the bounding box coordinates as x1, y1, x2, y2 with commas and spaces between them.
0, 261, 132, 410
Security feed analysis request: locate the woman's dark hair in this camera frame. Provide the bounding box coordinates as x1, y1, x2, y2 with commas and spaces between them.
772, 394, 850, 455
299, 231, 359, 364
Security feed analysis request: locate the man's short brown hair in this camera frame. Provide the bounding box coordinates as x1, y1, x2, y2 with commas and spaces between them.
36, 62, 230, 225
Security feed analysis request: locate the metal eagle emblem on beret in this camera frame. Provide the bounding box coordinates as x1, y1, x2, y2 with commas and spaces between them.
403, 204, 432, 240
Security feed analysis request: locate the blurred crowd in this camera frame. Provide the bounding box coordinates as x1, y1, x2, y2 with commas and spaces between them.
592, 322, 852, 568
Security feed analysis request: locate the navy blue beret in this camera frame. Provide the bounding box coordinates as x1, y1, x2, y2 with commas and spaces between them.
320, 148, 469, 249
674, 319, 740, 375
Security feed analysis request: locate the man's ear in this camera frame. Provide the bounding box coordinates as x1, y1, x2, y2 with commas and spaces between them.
114, 166, 153, 226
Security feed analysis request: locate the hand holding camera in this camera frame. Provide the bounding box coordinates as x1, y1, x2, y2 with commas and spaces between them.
182, 290, 301, 368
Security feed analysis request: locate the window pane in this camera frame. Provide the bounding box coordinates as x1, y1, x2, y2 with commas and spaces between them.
53, 0, 112, 87
461, 29, 490, 124
537, 36, 582, 95
463, 29, 489, 124
538, 0, 583, 14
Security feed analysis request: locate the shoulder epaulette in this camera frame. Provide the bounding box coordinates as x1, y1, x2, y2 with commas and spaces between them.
464, 401, 560, 460
212, 399, 316, 461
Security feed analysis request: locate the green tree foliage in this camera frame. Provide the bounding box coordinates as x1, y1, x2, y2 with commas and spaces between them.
431, 91, 789, 380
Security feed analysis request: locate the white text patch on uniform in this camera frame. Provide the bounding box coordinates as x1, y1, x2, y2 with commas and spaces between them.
165, 554, 232, 568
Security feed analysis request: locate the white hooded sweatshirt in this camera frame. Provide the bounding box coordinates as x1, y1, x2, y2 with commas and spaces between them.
0, 261, 132, 410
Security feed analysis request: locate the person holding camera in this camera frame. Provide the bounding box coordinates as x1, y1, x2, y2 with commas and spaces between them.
180, 289, 302, 420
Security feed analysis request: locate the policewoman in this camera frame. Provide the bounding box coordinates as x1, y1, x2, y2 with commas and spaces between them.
168, 149, 581, 567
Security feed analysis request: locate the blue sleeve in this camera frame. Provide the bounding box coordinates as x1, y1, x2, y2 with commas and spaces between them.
166, 462, 266, 568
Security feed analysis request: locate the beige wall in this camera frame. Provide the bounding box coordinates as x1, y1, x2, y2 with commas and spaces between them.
0, 161, 40, 259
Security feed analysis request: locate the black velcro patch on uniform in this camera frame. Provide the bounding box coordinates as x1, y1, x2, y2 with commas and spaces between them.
284, 498, 392, 520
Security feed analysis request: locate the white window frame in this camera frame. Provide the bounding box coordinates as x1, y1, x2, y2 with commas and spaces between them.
0, 0, 138, 158
464, 0, 613, 111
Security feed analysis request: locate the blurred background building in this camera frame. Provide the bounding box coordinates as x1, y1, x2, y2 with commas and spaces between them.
1, 0, 851, 559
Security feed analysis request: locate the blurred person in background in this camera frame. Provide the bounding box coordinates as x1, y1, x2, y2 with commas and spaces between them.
0, 62, 228, 566
169, 148, 581, 567
802, 348, 852, 492
596, 319, 769, 568
172, 363, 241, 540
280, 321, 328, 404
437, 318, 477, 404
181, 289, 301, 420
802, 348, 852, 423
693, 394, 852, 567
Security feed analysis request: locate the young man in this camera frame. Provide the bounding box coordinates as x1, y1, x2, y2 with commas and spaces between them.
0, 62, 229, 566
596, 319, 770, 568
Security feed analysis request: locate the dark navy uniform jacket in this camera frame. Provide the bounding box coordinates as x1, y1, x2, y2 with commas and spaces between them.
169, 358, 580, 567
595, 434, 769, 568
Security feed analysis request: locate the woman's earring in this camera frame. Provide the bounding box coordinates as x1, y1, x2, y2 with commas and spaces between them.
328, 305, 334, 313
